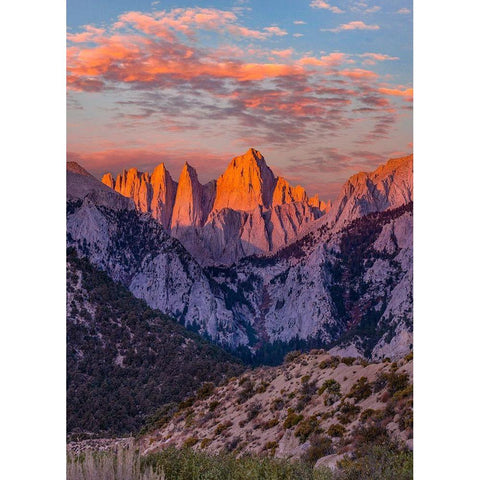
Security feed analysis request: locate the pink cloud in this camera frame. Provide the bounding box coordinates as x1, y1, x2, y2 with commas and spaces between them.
310, 1, 345, 14
271, 48, 294, 58
324, 21, 380, 33
359, 53, 399, 65
263, 26, 288, 36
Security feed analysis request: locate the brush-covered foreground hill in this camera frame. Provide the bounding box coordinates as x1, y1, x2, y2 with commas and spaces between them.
139, 350, 412, 469
67, 248, 245, 437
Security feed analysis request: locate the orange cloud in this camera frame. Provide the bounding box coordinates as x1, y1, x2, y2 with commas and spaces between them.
378, 87, 413, 102
337, 68, 378, 80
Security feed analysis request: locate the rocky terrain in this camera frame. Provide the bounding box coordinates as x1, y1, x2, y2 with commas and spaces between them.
67, 152, 413, 361
139, 350, 413, 469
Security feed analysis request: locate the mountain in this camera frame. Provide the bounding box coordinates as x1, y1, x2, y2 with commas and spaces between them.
68, 153, 413, 362
67, 248, 245, 436
67, 161, 252, 348
101, 148, 326, 265
138, 350, 413, 466
325, 155, 413, 229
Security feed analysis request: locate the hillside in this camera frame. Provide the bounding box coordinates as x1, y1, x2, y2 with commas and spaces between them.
139, 350, 412, 469
67, 248, 245, 437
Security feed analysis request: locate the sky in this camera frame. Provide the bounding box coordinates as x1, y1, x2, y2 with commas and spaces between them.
67, 0, 412, 200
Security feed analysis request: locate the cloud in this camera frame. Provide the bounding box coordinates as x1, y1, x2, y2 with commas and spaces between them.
378, 87, 413, 102
271, 48, 294, 58
359, 52, 399, 65
323, 21, 380, 32
299, 52, 350, 67
293, 33, 304, 37
396, 8, 411, 14
336, 68, 378, 79
263, 26, 288, 36
310, 1, 345, 14
293, 20, 306, 25
67, 7, 410, 167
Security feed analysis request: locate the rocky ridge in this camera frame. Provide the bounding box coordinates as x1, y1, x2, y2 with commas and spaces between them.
101, 148, 328, 265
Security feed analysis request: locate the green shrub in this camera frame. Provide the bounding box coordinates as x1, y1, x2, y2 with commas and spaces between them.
284, 409, 304, 429
208, 400, 219, 412
303, 434, 333, 464
295, 415, 322, 443
285, 350, 302, 363
318, 379, 341, 396
338, 444, 413, 480
319, 356, 340, 369
341, 357, 356, 366
348, 377, 372, 403
200, 438, 212, 449
215, 421, 232, 435
196, 382, 215, 400
183, 437, 199, 448
262, 417, 279, 430
374, 372, 410, 395
327, 423, 346, 438
337, 402, 361, 425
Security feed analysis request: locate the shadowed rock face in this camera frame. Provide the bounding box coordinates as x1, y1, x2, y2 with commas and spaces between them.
100, 148, 327, 265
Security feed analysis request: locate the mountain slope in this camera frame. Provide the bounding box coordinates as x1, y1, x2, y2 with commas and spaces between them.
67, 248, 245, 436
139, 350, 413, 466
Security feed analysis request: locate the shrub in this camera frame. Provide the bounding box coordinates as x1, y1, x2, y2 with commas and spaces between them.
285, 350, 302, 363
246, 402, 262, 422
318, 379, 341, 396
374, 372, 410, 395
196, 382, 215, 400
264, 441, 278, 451
200, 438, 212, 449
338, 444, 413, 480
183, 437, 198, 448
303, 434, 333, 464
337, 402, 361, 425
237, 379, 256, 404
262, 417, 279, 430
348, 377, 372, 403
215, 421, 232, 435
319, 356, 340, 369
209, 400, 220, 412
327, 423, 346, 438
270, 397, 284, 411
284, 409, 304, 429
341, 357, 356, 366
404, 352, 413, 362
295, 416, 322, 443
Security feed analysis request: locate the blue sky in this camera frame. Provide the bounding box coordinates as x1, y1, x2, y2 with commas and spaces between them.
67, 0, 412, 199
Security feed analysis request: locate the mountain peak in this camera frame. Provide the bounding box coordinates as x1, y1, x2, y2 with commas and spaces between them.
213, 148, 275, 212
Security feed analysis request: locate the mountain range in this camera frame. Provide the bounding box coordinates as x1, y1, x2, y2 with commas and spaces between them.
67, 150, 413, 362
101, 148, 331, 266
